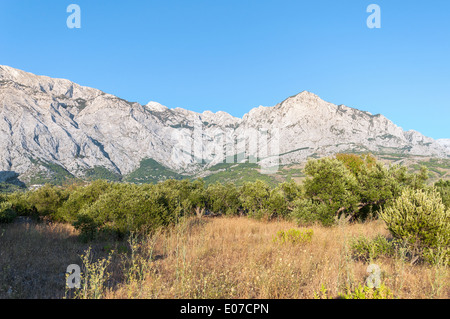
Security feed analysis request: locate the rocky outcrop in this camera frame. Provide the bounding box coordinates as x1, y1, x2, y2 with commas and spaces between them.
0, 65, 448, 183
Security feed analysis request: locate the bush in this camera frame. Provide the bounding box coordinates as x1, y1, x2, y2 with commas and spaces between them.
295, 154, 430, 226
27, 184, 69, 218
0, 202, 17, 223
314, 283, 394, 299
73, 183, 182, 239
349, 235, 395, 262
73, 213, 101, 242
206, 182, 241, 216
56, 180, 112, 223
291, 198, 334, 226
273, 228, 313, 244
339, 283, 394, 299
5, 191, 36, 218
435, 179, 450, 209
238, 180, 302, 220
239, 180, 271, 219
380, 187, 450, 263
303, 157, 360, 221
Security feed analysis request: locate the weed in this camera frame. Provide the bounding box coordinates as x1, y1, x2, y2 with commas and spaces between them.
272, 228, 313, 245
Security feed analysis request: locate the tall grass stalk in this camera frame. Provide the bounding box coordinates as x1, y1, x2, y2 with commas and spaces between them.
73, 247, 113, 299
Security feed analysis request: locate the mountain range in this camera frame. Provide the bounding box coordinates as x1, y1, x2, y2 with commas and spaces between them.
0, 65, 449, 187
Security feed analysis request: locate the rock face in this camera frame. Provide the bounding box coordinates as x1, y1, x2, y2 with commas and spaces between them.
0, 65, 449, 183
437, 139, 450, 153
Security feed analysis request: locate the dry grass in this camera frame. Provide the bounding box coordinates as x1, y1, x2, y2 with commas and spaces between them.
1, 216, 448, 299
0, 220, 122, 298
108, 216, 448, 299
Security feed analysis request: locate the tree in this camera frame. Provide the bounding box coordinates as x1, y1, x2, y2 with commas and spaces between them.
380, 187, 450, 264
435, 179, 450, 209
56, 180, 112, 223
239, 180, 271, 219
27, 184, 69, 217
206, 182, 241, 216
292, 154, 430, 226
302, 157, 360, 222
186, 179, 208, 218
335, 153, 376, 175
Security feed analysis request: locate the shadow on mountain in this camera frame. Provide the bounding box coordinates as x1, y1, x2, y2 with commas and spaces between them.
0, 171, 27, 192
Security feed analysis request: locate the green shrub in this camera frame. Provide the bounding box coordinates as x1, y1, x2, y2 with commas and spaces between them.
314, 283, 394, 299
56, 180, 112, 223
239, 180, 272, 219
71, 247, 113, 299
380, 187, 450, 263
435, 179, 450, 209
238, 180, 304, 220
273, 228, 313, 244
0, 202, 17, 223
302, 157, 360, 223
349, 235, 395, 262
5, 191, 35, 217
27, 184, 69, 218
296, 154, 430, 226
74, 183, 181, 239
422, 246, 449, 267
291, 198, 334, 226
73, 213, 101, 242
338, 283, 394, 299
206, 182, 241, 216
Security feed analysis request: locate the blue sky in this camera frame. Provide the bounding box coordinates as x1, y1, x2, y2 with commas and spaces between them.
1, 0, 449, 139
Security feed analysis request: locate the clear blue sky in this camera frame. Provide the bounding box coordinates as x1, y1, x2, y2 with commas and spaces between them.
1, 0, 449, 139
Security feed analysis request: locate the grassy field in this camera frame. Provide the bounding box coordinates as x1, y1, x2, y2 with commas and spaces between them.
0, 216, 448, 299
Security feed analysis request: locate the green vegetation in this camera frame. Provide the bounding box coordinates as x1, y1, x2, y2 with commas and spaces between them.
314, 283, 394, 299
349, 235, 395, 262
124, 158, 183, 184
0, 201, 16, 223
199, 162, 279, 187
272, 228, 313, 245
84, 166, 122, 182
239, 179, 301, 220
1, 152, 449, 273
0, 177, 301, 240
380, 187, 449, 265
204, 182, 241, 216
291, 153, 428, 226
0, 171, 27, 193
339, 283, 394, 299
409, 158, 450, 181
27, 159, 79, 185
435, 179, 450, 209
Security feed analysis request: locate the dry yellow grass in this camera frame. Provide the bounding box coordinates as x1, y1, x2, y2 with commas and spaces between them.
1, 216, 448, 299
0, 220, 121, 298
107, 216, 449, 299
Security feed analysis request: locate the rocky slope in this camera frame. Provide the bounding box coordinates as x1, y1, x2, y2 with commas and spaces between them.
0, 65, 448, 185
437, 139, 450, 153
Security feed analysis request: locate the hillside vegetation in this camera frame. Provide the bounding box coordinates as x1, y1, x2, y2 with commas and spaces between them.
0, 153, 449, 299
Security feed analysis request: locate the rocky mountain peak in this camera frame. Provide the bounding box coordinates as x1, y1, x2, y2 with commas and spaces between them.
146, 101, 169, 112
0, 65, 448, 185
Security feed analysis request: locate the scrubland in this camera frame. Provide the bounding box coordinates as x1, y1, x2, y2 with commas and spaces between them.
0, 216, 447, 299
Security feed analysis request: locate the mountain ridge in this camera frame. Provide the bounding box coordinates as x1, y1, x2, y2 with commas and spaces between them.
0, 65, 448, 186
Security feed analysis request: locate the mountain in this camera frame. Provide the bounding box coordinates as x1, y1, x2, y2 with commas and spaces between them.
437, 139, 450, 153
0, 65, 449, 186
